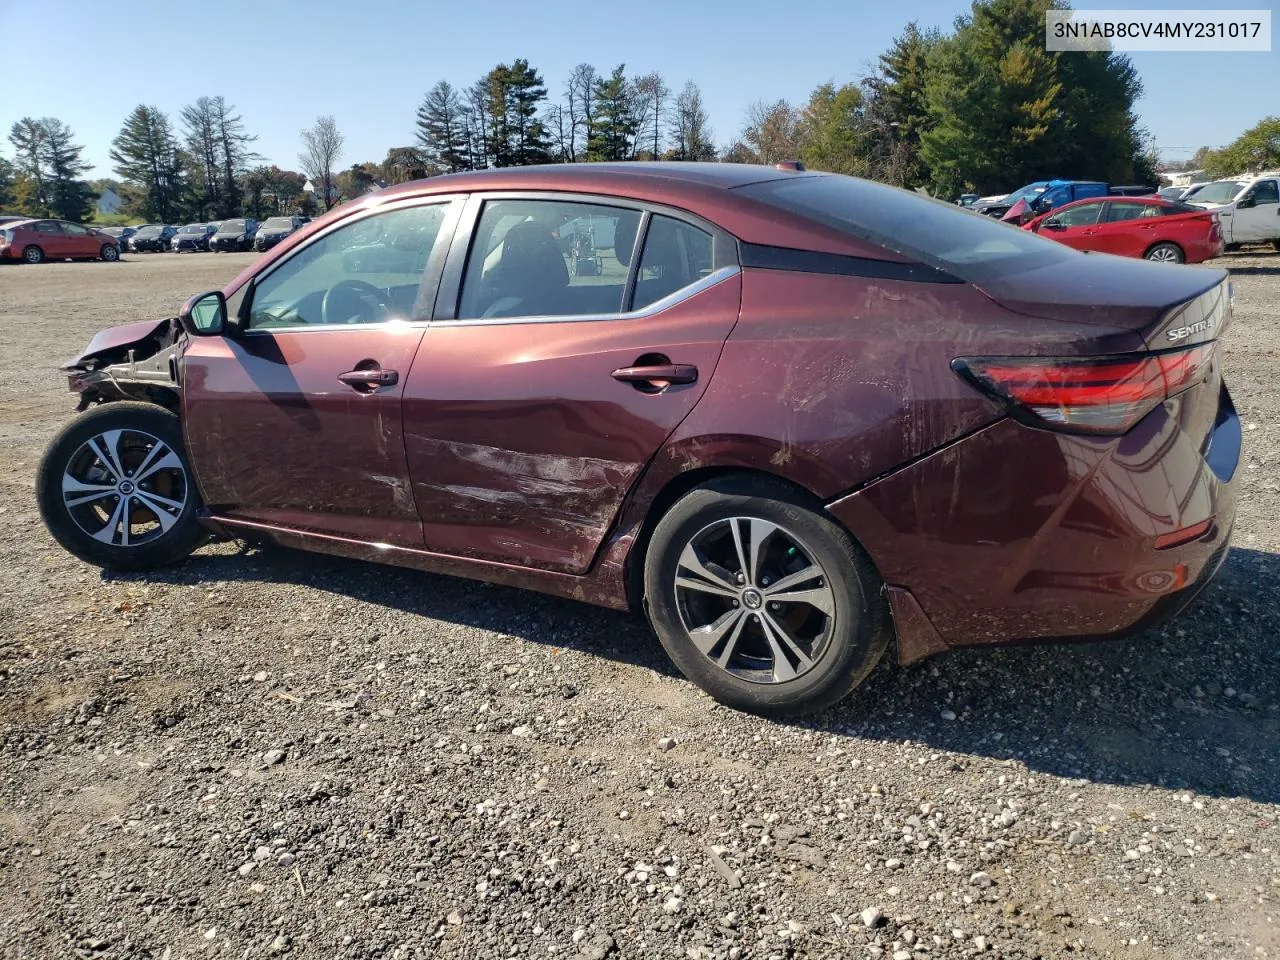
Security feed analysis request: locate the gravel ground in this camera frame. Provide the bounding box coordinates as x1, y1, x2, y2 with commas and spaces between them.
1, 249, 1278, 960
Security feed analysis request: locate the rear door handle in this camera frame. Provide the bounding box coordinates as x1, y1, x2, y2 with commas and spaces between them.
338, 367, 398, 391
611, 363, 698, 385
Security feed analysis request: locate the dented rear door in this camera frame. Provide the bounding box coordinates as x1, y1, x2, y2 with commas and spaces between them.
403, 196, 742, 574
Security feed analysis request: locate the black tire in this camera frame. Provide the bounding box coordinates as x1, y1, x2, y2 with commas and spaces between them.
101, 243, 119, 262
1144, 241, 1184, 264
643, 474, 891, 716
1272, 240, 1280, 254
37, 402, 207, 571
23, 244, 43, 264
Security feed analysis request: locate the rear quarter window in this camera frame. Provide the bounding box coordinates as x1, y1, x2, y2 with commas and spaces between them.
735, 175, 1078, 282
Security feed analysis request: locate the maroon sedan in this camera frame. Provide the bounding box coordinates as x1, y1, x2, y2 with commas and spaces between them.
1022, 196, 1224, 264
1, 218, 121, 263
36, 164, 1239, 716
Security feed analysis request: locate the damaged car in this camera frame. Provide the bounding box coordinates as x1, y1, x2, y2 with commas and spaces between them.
37, 163, 1240, 716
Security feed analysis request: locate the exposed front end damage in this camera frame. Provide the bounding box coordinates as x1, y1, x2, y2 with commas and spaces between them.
63, 318, 184, 412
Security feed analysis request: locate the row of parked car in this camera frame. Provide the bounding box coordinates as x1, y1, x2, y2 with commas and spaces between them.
105, 216, 311, 255
956, 170, 1280, 264
0, 214, 311, 264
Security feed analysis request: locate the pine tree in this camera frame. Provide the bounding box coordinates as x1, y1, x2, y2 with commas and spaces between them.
181, 97, 222, 218
483, 60, 551, 167
508, 60, 550, 165
8, 117, 94, 220
799, 83, 867, 177
587, 65, 637, 161
212, 97, 256, 216
921, 0, 1065, 194
111, 105, 187, 222
862, 22, 938, 187
40, 118, 94, 221
8, 118, 49, 212
416, 81, 469, 172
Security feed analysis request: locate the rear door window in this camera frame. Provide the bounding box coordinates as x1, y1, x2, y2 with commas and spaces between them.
457, 199, 642, 320
1104, 202, 1151, 223
632, 216, 715, 310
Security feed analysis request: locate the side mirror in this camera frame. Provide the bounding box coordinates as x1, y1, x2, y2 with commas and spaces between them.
1043, 217, 1064, 230
1237, 194, 1256, 209
179, 290, 227, 336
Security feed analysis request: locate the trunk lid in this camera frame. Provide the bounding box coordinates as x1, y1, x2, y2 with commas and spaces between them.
975, 254, 1230, 349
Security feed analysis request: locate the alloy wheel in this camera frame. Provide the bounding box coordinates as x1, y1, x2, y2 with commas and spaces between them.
1147, 246, 1181, 263
61, 428, 189, 547
673, 517, 837, 684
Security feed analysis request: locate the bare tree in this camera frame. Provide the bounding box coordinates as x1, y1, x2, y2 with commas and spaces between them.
544, 102, 572, 162
564, 63, 598, 163
742, 99, 801, 164
669, 81, 715, 161
632, 72, 670, 160
298, 115, 345, 210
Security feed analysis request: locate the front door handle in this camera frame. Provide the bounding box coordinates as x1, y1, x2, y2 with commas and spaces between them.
611, 363, 698, 386
338, 367, 398, 391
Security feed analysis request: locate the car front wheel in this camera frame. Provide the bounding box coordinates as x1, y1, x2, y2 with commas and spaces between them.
101, 243, 119, 262
37, 402, 207, 570
643, 474, 891, 716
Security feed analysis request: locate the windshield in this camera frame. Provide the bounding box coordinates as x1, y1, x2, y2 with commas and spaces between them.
218, 220, 247, 233
737, 174, 1077, 282
1192, 181, 1246, 205
1002, 182, 1049, 205
179, 224, 206, 233
263, 217, 293, 229
134, 226, 161, 237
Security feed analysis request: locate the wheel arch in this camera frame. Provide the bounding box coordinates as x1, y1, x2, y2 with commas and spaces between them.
620, 459, 883, 617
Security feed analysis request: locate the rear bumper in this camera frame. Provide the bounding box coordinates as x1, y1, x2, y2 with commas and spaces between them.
828, 381, 1239, 659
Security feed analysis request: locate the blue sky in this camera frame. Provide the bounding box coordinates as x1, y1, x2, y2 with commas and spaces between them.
0, 0, 1274, 178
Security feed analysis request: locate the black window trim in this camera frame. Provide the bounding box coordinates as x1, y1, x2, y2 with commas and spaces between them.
234, 194, 466, 336
739, 242, 962, 284
432, 190, 738, 326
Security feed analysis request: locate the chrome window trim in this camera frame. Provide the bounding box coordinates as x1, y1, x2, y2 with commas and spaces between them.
431, 264, 740, 328
242, 317, 430, 337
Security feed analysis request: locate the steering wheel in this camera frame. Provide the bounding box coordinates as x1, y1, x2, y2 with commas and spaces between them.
321, 279, 388, 326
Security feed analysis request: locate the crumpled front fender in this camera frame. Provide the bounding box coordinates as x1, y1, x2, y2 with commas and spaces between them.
64, 318, 174, 370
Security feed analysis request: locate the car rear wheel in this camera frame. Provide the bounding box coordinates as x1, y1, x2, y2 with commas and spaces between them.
1145, 242, 1184, 264
643, 474, 891, 716
23, 244, 44, 264
101, 243, 119, 262
37, 402, 207, 571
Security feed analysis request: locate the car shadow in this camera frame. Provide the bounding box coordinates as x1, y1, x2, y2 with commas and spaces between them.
107, 543, 1280, 805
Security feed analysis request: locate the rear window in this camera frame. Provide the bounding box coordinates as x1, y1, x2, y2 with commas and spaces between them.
736, 175, 1075, 282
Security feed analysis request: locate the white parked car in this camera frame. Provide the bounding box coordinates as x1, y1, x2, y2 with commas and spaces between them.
1188, 172, 1280, 250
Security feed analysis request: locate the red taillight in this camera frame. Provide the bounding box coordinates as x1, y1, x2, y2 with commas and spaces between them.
953, 343, 1216, 434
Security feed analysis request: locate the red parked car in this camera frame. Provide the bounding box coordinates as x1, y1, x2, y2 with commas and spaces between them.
36, 164, 1239, 716
0, 218, 121, 263
1022, 196, 1223, 264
